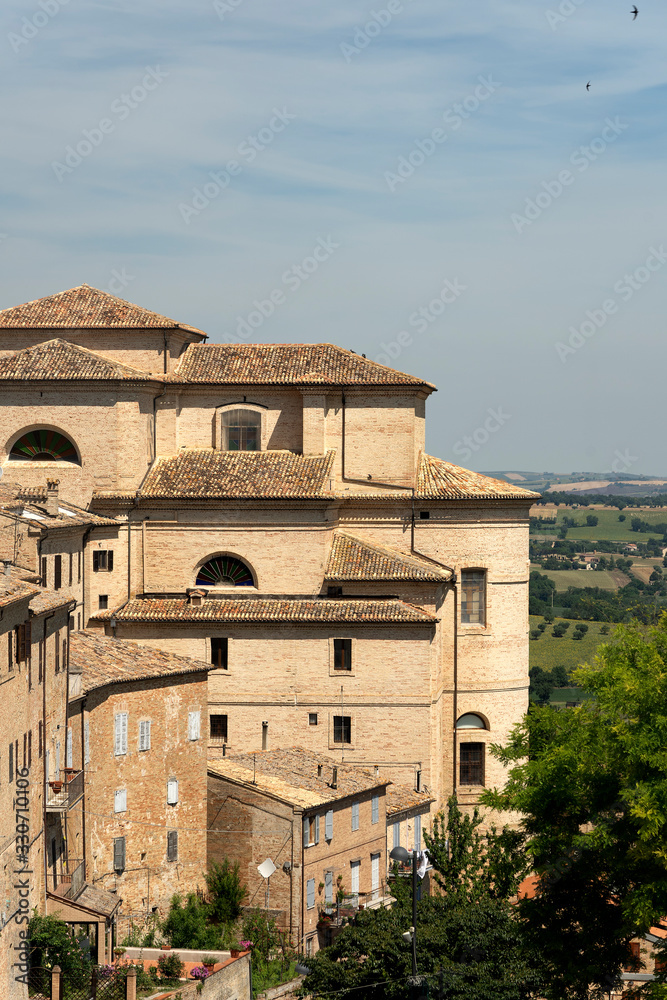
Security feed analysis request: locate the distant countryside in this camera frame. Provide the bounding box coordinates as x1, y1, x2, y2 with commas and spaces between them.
488, 471, 667, 709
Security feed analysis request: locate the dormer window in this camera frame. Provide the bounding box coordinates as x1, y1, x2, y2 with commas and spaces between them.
222, 409, 260, 451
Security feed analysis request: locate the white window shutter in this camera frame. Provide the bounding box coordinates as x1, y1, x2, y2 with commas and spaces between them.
415, 814, 422, 851
351, 801, 359, 831
66, 728, 73, 769
114, 789, 127, 813
139, 721, 151, 751
314, 814, 320, 844
306, 878, 315, 909
167, 778, 178, 805
324, 871, 333, 903
84, 721, 90, 766
372, 794, 379, 824
114, 713, 128, 756
325, 809, 333, 841
303, 816, 309, 847
393, 822, 400, 849
188, 711, 201, 741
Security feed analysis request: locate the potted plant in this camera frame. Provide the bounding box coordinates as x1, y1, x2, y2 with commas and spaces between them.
191, 966, 210, 981
49, 780, 63, 794
239, 940, 253, 953
113, 946, 125, 960
230, 942, 240, 958
201, 955, 217, 971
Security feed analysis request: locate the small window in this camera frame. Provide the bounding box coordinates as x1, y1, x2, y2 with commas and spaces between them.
222, 408, 260, 451
419, 511, 430, 520
167, 778, 179, 804
371, 794, 379, 825
211, 637, 228, 669
333, 715, 351, 744
333, 639, 352, 671
456, 713, 487, 730
327, 586, 342, 597
461, 570, 486, 625
459, 743, 484, 786
351, 801, 359, 831
54, 555, 62, 591
113, 836, 126, 871
139, 720, 151, 751
98, 595, 108, 610
114, 789, 127, 813
93, 550, 114, 572
308, 713, 318, 726
15, 623, 30, 664
210, 715, 228, 741
188, 711, 201, 741
114, 713, 128, 756
167, 831, 178, 862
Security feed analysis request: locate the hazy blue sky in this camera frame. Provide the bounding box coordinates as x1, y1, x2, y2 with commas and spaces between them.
1, 0, 665, 474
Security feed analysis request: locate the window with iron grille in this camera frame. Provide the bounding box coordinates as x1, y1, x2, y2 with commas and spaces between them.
210, 715, 228, 741
93, 550, 114, 572
333, 638, 352, 671
211, 637, 228, 669
333, 715, 351, 744
461, 570, 486, 624
459, 743, 484, 786
167, 830, 178, 862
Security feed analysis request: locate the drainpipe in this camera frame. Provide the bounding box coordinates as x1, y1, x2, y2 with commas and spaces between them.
163, 333, 169, 375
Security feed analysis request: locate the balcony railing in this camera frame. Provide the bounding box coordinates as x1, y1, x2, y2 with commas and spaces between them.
51, 859, 84, 898
317, 884, 393, 926
46, 770, 84, 812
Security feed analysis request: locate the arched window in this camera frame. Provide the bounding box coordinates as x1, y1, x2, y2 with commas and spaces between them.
196, 556, 254, 588
221, 409, 260, 451
9, 429, 79, 464
455, 713, 487, 730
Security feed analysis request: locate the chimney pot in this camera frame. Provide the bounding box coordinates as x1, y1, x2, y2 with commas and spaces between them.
45, 479, 60, 516
2, 560, 11, 577
331, 766, 338, 789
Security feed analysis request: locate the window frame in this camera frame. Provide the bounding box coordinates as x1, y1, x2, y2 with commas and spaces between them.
93, 550, 114, 573
219, 406, 263, 452
167, 830, 178, 862
459, 742, 485, 787
460, 569, 487, 626
330, 713, 353, 748
114, 712, 128, 757
210, 714, 228, 742
114, 789, 127, 814
113, 836, 126, 871
138, 720, 151, 752
210, 637, 229, 670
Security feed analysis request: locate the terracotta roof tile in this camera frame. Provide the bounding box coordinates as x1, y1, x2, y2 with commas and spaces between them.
70, 630, 212, 694
140, 449, 335, 499
0, 578, 40, 610
386, 784, 435, 817
417, 454, 541, 500
0, 339, 159, 381
326, 531, 449, 582
209, 748, 389, 808
0, 284, 206, 335
175, 342, 434, 388
91, 597, 437, 625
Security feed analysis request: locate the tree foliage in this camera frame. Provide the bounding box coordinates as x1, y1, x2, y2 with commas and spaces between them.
161, 893, 223, 950
483, 614, 667, 999
28, 913, 91, 985
206, 858, 247, 924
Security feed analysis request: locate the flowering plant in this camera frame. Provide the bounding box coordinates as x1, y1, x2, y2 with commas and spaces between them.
98, 965, 114, 978
240, 940, 253, 950
190, 966, 210, 981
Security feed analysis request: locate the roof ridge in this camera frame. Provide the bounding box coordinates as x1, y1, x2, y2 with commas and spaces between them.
0, 338, 165, 381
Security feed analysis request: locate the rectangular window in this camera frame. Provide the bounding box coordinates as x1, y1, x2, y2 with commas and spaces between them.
167, 830, 178, 862
98, 595, 108, 610
114, 713, 128, 756
41, 557, 47, 587
93, 550, 114, 572
210, 715, 228, 741
414, 814, 422, 851
333, 715, 351, 744
210, 638, 228, 669
624, 942, 641, 973
54, 555, 62, 591
68, 552, 73, 587
351, 801, 359, 831
8, 633, 12, 672
66, 728, 72, 768
114, 789, 127, 813
350, 860, 360, 895
62, 638, 67, 671
306, 878, 315, 909
15, 623, 30, 664
371, 794, 379, 825
325, 808, 333, 841
459, 743, 485, 786
84, 720, 89, 765
113, 836, 126, 871
188, 711, 201, 741
461, 570, 486, 625
309, 713, 318, 726
393, 822, 401, 849
167, 778, 178, 804
139, 720, 151, 751
333, 638, 352, 671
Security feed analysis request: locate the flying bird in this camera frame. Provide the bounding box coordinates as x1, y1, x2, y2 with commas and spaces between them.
631, 5, 638, 18
586, 81, 591, 90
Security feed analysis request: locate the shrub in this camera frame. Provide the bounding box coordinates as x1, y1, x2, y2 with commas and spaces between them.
28, 913, 91, 986
158, 951, 185, 980
530, 629, 541, 640
162, 894, 222, 951
206, 858, 247, 924
538, 622, 547, 632
242, 910, 278, 962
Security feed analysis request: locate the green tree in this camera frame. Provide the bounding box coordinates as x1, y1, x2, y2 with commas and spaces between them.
483, 615, 667, 999
206, 858, 247, 924
586, 515, 599, 527
161, 893, 223, 950
28, 913, 91, 986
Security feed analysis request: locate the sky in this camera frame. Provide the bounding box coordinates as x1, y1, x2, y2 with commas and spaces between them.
1, 0, 666, 475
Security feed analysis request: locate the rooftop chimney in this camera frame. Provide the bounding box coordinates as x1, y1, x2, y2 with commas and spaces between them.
317, 764, 323, 778
187, 589, 205, 606
2, 560, 11, 578
331, 766, 338, 789
45, 479, 60, 516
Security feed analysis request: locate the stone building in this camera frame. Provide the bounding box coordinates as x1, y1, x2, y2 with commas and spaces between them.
0, 283, 537, 824
208, 748, 389, 955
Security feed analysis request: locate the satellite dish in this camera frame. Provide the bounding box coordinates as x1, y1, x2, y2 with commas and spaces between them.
257, 858, 277, 880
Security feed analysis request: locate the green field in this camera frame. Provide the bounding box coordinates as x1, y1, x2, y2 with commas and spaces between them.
533, 507, 667, 542
529, 566, 619, 591
529, 615, 617, 673
549, 685, 593, 705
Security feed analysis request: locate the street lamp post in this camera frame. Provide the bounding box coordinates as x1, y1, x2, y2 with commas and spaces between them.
390, 845, 418, 979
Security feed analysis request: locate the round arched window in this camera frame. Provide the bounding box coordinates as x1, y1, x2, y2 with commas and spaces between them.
455, 713, 487, 730
196, 556, 254, 587
9, 429, 79, 463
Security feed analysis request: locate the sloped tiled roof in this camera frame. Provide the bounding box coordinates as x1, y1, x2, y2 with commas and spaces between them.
326, 531, 449, 582
0, 284, 206, 335
175, 342, 434, 388
0, 578, 40, 610
386, 784, 435, 818
91, 597, 437, 625
209, 748, 389, 809
417, 454, 541, 500
140, 449, 335, 499
0, 339, 159, 381
70, 630, 212, 694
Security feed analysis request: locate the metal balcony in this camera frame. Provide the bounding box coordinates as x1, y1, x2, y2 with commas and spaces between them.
46, 770, 84, 812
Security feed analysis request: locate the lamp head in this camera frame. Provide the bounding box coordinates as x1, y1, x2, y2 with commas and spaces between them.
390, 846, 411, 863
